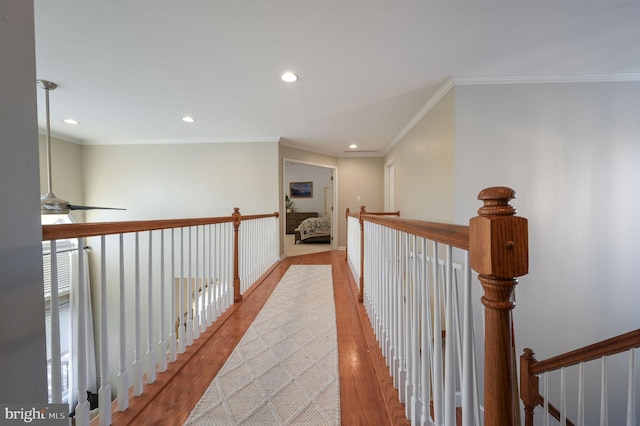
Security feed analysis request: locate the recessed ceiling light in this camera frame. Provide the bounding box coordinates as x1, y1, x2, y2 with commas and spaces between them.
349, 144, 358, 149
63, 118, 79, 125
281, 72, 298, 83
182, 116, 195, 123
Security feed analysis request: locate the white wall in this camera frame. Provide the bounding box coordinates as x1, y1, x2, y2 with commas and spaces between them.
82, 142, 279, 222
38, 134, 85, 223
384, 88, 455, 222
0, 0, 49, 402
454, 81, 640, 421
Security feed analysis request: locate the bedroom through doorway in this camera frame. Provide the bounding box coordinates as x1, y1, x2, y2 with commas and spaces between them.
283, 159, 336, 257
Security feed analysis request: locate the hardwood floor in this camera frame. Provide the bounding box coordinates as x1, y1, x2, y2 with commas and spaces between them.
106, 251, 409, 425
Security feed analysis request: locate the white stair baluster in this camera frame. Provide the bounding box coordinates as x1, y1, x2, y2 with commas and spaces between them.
543, 373, 549, 426
187, 227, 194, 345
601, 356, 608, 426
133, 232, 143, 396
193, 226, 200, 340
178, 228, 186, 354
561, 367, 566, 426
627, 348, 636, 426
444, 245, 455, 426
462, 251, 473, 426
98, 236, 111, 425
74, 237, 90, 425
117, 234, 129, 411
578, 363, 584, 426
420, 238, 433, 425
159, 230, 167, 372
168, 229, 177, 362
147, 231, 156, 384
432, 242, 444, 424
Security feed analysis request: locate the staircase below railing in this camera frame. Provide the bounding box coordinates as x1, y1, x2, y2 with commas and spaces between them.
521, 329, 640, 426
42, 210, 279, 425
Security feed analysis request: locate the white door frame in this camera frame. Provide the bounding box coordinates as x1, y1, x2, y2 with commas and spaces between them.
283, 157, 338, 250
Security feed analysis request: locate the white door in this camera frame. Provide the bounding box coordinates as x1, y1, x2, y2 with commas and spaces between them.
323, 186, 332, 218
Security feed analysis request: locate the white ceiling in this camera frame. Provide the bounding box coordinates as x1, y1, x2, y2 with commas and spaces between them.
33, 0, 640, 157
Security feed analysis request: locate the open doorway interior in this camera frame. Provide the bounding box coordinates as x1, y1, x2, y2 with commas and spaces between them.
283, 160, 336, 257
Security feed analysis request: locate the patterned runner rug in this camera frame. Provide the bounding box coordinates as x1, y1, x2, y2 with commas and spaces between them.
184, 265, 339, 425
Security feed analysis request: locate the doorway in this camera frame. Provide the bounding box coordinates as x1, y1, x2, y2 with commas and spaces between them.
283, 159, 337, 256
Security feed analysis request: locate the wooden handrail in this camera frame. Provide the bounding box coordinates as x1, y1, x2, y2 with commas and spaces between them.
42, 209, 279, 308
362, 216, 469, 250
528, 328, 640, 374
42, 212, 278, 241
344, 206, 399, 263
520, 329, 640, 426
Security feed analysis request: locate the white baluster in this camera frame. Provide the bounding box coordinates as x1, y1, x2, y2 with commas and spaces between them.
627, 348, 636, 426
384, 226, 392, 363
543, 373, 549, 426
193, 226, 200, 340
391, 230, 399, 387
444, 245, 456, 426
158, 230, 167, 372
98, 236, 111, 425
168, 229, 177, 362
178, 228, 185, 354
203, 225, 209, 330
187, 227, 193, 346
402, 233, 410, 412
601, 356, 608, 426
561, 367, 566, 426
420, 238, 433, 425
117, 234, 129, 411
132, 232, 143, 396
201, 224, 207, 333
462, 251, 473, 426
207, 224, 213, 326
213, 224, 220, 321
578, 362, 584, 426
409, 235, 420, 422
49, 240, 62, 403
432, 242, 444, 424
147, 231, 156, 383
74, 238, 90, 425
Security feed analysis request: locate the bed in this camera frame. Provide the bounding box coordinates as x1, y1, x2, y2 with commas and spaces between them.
294, 216, 331, 244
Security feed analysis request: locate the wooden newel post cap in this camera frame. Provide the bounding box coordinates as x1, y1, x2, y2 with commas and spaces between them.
469, 187, 528, 278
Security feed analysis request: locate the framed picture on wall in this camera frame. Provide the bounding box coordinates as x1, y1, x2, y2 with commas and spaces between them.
290, 181, 313, 198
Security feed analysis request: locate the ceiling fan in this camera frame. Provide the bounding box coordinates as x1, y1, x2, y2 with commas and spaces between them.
38, 79, 125, 215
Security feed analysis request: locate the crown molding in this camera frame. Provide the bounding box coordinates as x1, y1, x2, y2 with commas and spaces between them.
82, 137, 280, 146
384, 77, 455, 155
453, 73, 640, 85
384, 73, 640, 155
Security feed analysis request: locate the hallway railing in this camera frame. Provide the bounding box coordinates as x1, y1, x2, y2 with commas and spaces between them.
346, 187, 529, 425
42, 210, 279, 425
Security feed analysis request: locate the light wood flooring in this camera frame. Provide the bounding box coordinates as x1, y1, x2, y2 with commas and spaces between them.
105, 251, 410, 425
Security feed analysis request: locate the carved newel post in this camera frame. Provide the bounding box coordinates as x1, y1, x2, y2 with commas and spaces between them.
469, 187, 528, 425
232, 207, 242, 303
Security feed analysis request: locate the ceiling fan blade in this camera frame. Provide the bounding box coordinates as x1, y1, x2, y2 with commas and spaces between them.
68, 204, 126, 211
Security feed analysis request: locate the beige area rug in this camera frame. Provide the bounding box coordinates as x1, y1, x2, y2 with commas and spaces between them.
184, 265, 339, 425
